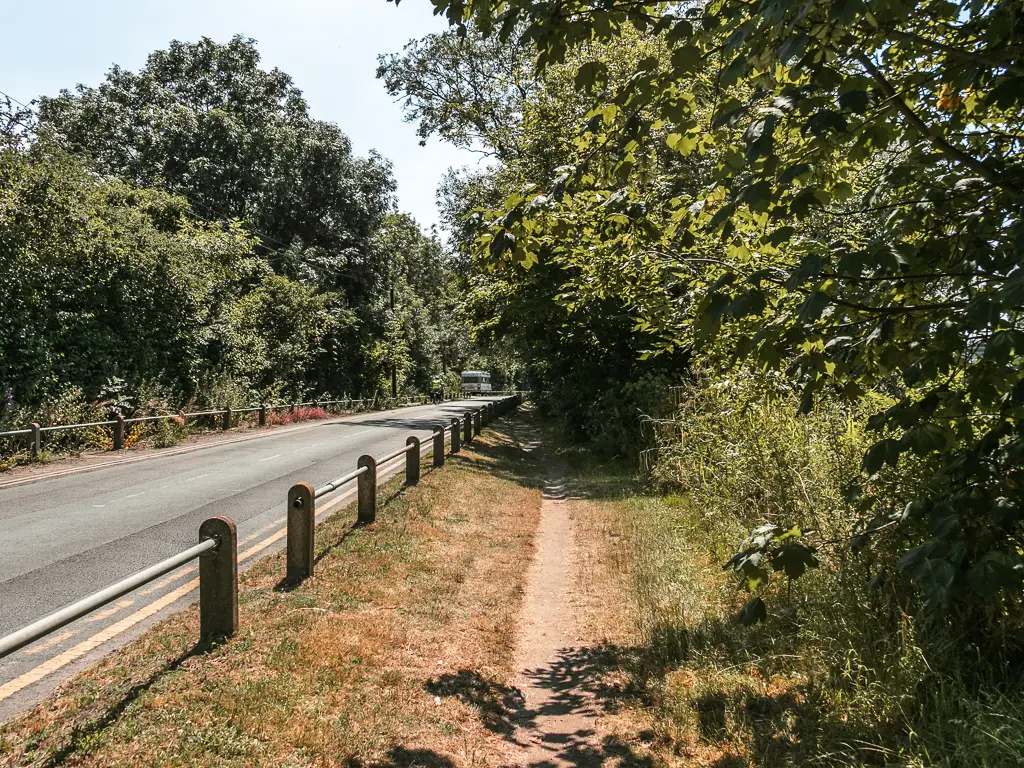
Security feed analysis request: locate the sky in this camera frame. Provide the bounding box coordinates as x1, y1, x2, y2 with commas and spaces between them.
0, 0, 479, 230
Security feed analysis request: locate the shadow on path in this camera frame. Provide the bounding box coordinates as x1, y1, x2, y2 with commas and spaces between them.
425, 646, 655, 768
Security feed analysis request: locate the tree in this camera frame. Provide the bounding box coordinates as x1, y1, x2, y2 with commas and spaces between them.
37, 35, 395, 299
399, 0, 1024, 610
384, 25, 687, 442
0, 140, 258, 404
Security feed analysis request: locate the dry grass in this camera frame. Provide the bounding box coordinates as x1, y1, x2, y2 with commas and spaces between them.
557, 449, 1024, 768
0, 420, 544, 768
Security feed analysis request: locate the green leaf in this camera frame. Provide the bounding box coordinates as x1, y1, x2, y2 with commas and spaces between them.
574, 61, 609, 94
713, 98, 747, 128
905, 423, 950, 456
967, 553, 1022, 599
839, 89, 871, 114
804, 109, 848, 136
670, 45, 703, 74
764, 226, 795, 246
737, 596, 767, 626
797, 291, 829, 323
778, 162, 812, 186
743, 115, 777, 160
771, 542, 819, 579
863, 438, 903, 474
727, 290, 767, 318
737, 180, 772, 208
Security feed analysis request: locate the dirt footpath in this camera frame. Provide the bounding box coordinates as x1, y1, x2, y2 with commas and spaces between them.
506, 467, 606, 768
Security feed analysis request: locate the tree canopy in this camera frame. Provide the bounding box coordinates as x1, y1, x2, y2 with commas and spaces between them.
2, 35, 481, 423
38, 35, 395, 298
389, 0, 1024, 612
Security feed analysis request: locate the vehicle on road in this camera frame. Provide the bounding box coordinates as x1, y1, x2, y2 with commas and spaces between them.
430, 378, 445, 404
460, 370, 491, 395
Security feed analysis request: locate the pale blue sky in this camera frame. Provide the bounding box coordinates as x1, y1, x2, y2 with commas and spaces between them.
0, 0, 477, 230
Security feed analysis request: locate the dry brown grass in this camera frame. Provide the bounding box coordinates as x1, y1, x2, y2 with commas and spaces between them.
0, 420, 544, 768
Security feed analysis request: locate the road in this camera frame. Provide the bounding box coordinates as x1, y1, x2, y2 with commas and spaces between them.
0, 397, 500, 718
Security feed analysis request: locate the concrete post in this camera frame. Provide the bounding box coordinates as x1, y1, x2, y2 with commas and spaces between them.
259, 405, 267, 427
433, 426, 445, 468
222, 407, 231, 431
287, 483, 315, 583
406, 436, 421, 486
473, 409, 482, 437
450, 418, 461, 453
358, 455, 377, 524
30, 423, 40, 458
113, 414, 125, 451
198, 516, 238, 641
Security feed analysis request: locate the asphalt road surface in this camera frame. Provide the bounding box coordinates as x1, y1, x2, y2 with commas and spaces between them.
0, 397, 502, 719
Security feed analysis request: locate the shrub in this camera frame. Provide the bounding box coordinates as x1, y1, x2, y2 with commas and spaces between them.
266, 407, 330, 426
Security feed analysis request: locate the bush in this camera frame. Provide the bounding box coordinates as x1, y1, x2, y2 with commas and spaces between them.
583, 373, 675, 460
651, 372, 871, 539
642, 370, 1024, 764
266, 407, 331, 426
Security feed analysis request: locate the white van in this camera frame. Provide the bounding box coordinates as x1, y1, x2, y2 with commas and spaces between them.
460, 370, 492, 394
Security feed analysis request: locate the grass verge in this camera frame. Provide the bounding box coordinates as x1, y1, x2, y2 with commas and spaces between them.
558, 445, 1024, 768
0, 418, 543, 768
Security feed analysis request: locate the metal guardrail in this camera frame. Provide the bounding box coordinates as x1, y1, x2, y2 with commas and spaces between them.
0, 394, 432, 458
39, 420, 118, 433
0, 519, 237, 660
0, 395, 522, 664
314, 466, 368, 499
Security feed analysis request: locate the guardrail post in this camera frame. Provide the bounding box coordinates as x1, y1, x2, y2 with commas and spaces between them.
473, 409, 482, 437
113, 414, 125, 451
198, 516, 238, 641
358, 455, 377, 524
222, 407, 231, 431
433, 426, 445, 468
30, 423, 40, 457
451, 418, 461, 453
464, 412, 473, 444
287, 483, 315, 583
259, 404, 267, 427
406, 436, 421, 485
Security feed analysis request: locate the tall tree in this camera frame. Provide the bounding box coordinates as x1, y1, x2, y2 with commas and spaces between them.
38, 35, 395, 298
399, 0, 1024, 610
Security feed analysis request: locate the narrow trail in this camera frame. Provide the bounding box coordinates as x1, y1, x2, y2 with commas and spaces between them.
509, 463, 603, 768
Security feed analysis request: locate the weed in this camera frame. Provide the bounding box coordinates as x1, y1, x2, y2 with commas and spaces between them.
564, 451, 1024, 767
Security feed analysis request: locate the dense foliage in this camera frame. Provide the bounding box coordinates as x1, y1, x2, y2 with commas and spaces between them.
381, 24, 687, 448
391, 0, 1024, 615
1, 37, 479, 444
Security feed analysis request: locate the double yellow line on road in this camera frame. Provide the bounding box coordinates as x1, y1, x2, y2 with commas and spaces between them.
0, 456, 407, 703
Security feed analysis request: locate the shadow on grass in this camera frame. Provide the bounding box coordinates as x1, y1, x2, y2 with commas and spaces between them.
449, 422, 546, 493
40, 638, 222, 768
425, 655, 656, 767
346, 746, 457, 768
427, 624, 898, 768
425, 670, 525, 736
